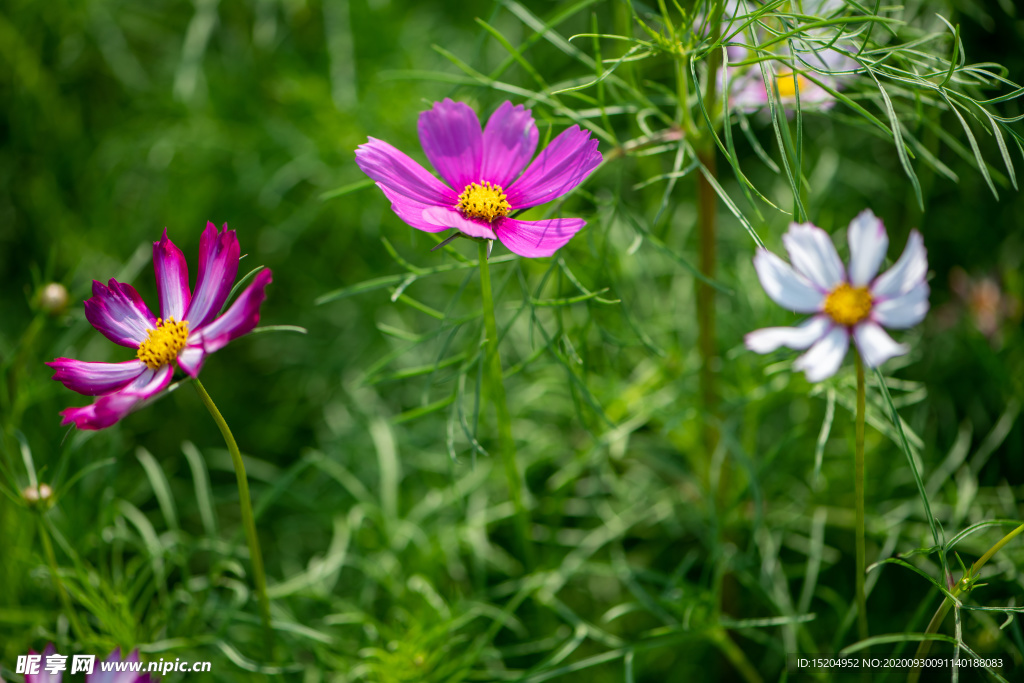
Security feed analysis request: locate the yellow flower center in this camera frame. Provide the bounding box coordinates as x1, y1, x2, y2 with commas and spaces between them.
823, 284, 873, 326
136, 317, 189, 369
776, 73, 808, 98
457, 181, 511, 222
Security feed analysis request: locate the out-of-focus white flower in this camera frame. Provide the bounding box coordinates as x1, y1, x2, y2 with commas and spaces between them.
746, 210, 929, 381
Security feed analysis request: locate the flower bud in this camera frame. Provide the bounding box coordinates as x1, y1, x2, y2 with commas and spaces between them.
38, 283, 69, 315
23, 483, 54, 508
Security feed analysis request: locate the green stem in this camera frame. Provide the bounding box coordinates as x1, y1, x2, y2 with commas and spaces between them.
908, 522, 1024, 683
478, 241, 532, 569
193, 378, 273, 650
36, 512, 88, 642
854, 353, 868, 645
711, 628, 764, 683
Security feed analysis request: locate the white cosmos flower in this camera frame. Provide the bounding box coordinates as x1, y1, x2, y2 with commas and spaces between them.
745, 209, 929, 382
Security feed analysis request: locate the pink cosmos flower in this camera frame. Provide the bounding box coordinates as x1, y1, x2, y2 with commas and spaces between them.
745, 210, 929, 381
48, 222, 273, 429
355, 99, 602, 258
25, 644, 155, 682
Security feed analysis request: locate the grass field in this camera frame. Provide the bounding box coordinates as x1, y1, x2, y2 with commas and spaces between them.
2, 1, 1024, 681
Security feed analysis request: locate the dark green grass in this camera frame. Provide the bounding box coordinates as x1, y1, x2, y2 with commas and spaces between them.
2, 1, 1024, 681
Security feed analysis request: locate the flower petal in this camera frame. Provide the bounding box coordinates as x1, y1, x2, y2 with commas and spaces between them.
47, 358, 147, 396
153, 228, 191, 320
505, 125, 602, 209
377, 183, 453, 233
356, 137, 458, 205
417, 98, 483, 191
871, 229, 927, 300
182, 269, 273, 377
421, 206, 496, 239
26, 644, 61, 683
782, 222, 846, 290
59, 365, 173, 430
846, 209, 888, 287
793, 324, 849, 382
752, 248, 826, 313
481, 101, 538, 187
84, 279, 158, 348
745, 315, 831, 353
184, 222, 240, 328
495, 217, 584, 258
872, 281, 929, 329
853, 321, 908, 368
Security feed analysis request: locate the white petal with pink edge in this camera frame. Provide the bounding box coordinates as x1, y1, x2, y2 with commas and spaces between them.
853, 321, 908, 367
846, 209, 888, 287
793, 325, 849, 382
745, 315, 832, 353
752, 249, 825, 313
871, 230, 927, 300
783, 222, 846, 291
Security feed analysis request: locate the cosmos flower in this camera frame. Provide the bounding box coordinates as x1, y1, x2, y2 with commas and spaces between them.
745, 210, 929, 381
48, 223, 273, 429
355, 99, 602, 258
25, 644, 156, 682
727, 43, 857, 113
712, 0, 858, 114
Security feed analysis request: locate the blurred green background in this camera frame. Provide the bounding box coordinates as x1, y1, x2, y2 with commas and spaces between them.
2, 1, 1024, 681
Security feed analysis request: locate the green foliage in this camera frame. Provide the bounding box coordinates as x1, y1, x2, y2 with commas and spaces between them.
2, 1, 1024, 682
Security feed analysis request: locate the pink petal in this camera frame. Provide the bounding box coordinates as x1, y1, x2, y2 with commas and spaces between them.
505, 125, 602, 210
782, 222, 846, 291
25, 644, 62, 683
59, 365, 173, 430
793, 324, 850, 382
745, 315, 832, 353
378, 183, 453, 233
752, 249, 825, 313
846, 209, 888, 287
47, 358, 147, 395
182, 269, 273, 376
481, 101, 538, 187
417, 98, 483, 192
356, 137, 458, 205
153, 228, 192, 320
853, 321, 908, 368
84, 279, 158, 348
184, 222, 240, 328
421, 206, 496, 239
494, 217, 584, 258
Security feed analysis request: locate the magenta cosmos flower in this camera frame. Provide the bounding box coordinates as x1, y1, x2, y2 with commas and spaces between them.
745, 210, 929, 381
355, 99, 602, 257
47, 222, 272, 429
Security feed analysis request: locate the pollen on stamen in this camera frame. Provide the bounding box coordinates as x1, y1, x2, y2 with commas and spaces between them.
137, 317, 190, 369
457, 181, 511, 223
823, 284, 873, 327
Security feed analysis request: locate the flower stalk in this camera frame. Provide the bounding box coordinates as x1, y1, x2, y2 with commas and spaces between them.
696, 2, 725, 478
478, 241, 532, 568
854, 351, 868, 644
193, 378, 273, 649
